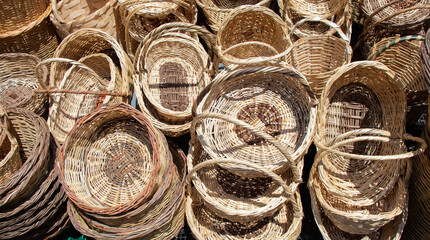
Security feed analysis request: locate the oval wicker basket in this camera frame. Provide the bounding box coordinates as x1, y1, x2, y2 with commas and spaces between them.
187, 143, 302, 223
0, 53, 48, 115
368, 35, 428, 127
286, 17, 352, 99
196, 0, 271, 33
50, 0, 122, 41
216, 5, 291, 66
186, 187, 302, 240
133, 22, 215, 137
192, 66, 317, 178
37, 56, 127, 144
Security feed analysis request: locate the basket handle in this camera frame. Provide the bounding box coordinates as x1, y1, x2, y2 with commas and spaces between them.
186, 158, 303, 218
35, 58, 127, 97
314, 128, 427, 161
190, 112, 302, 183
288, 17, 351, 45
367, 35, 425, 60
354, 3, 430, 51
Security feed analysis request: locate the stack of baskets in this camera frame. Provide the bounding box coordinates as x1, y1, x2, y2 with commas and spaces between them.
0, 0, 59, 60
0, 53, 48, 115
186, 65, 318, 239
0, 105, 69, 239
134, 22, 215, 137
58, 103, 186, 239
308, 61, 426, 239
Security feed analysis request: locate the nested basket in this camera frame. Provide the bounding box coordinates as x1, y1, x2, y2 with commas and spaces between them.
0, 121, 21, 186
186, 186, 302, 240
0, 53, 48, 115
51, 28, 132, 92
0, 5, 59, 61
65, 140, 186, 239
50, 0, 123, 42
422, 29, 430, 88
119, 0, 197, 44
286, 17, 352, 99
38, 56, 127, 145
316, 61, 408, 206
216, 5, 291, 66
192, 66, 317, 178
133, 22, 215, 137
196, 0, 271, 33
187, 142, 302, 223
368, 35, 428, 126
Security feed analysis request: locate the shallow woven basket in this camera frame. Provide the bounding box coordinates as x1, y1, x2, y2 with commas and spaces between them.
316, 61, 411, 206
186, 187, 302, 240
216, 5, 291, 66
66, 141, 186, 239
0, 53, 48, 115
368, 35, 428, 126
286, 17, 352, 99
0, 5, 59, 61
422, 29, 430, 88
50, 0, 123, 42
187, 143, 302, 223
119, 0, 197, 44
196, 0, 271, 33
51, 28, 133, 92
0, 123, 21, 186
38, 56, 127, 145
133, 22, 215, 137
192, 66, 317, 178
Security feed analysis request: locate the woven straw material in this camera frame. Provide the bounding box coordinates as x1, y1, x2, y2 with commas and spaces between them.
50, 0, 123, 42
196, 0, 271, 33
316, 62, 409, 206
119, 0, 197, 43
0, 124, 21, 186
216, 5, 291, 66
133, 23, 215, 137
279, 0, 347, 17
0, 0, 49, 36
422, 29, 430, 88
51, 28, 133, 92
286, 17, 352, 99
186, 188, 302, 240
0, 53, 48, 115
369, 35, 427, 126
0, 5, 59, 61
192, 66, 317, 178
187, 143, 302, 223
39, 55, 127, 145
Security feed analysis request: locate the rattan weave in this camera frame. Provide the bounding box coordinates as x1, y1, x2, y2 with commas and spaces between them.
0, 122, 21, 186
422, 29, 430, 88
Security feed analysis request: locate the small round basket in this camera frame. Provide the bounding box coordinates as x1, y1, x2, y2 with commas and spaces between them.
196, 0, 271, 33
50, 0, 122, 41
216, 5, 291, 66
286, 17, 352, 99
0, 53, 48, 115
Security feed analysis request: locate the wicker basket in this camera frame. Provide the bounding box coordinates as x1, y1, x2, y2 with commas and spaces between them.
0, 123, 21, 186
187, 143, 302, 223
368, 35, 428, 127
133, 22, 215, 137
119, 0, 197, 44
216, 5, 291, 66
286, 17, 352, 99
0, 5, 60, 61
50, 0, 123, 42
192, 66, 317, 178
51, 28, 133, 92
0, 53, 48, 115
422, 29, 430, 88
37, 56, 127, 144
186, 187, 302, 240
196, 0, 271, 33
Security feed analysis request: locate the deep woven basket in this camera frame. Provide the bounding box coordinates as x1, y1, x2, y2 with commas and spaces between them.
38, 56, 127, 145
192, 66, 317, 178
50, 0, 123, 42
196, 0, 271, 33
216, 5, 291, 66
0, 53, 48, 115
286, 17, 352, 99
368, 35, 428, 127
